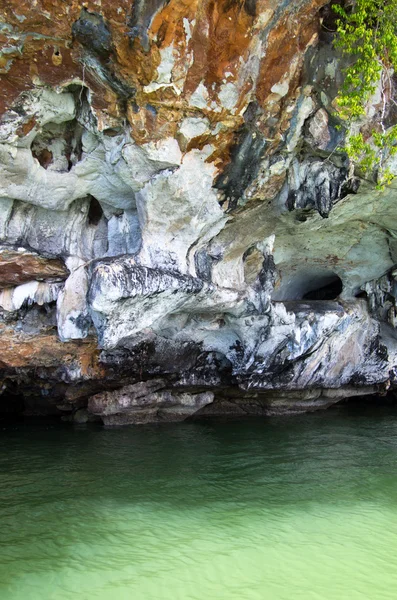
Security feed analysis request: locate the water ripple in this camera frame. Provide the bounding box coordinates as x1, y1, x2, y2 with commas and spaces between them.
1, 410, 397, 599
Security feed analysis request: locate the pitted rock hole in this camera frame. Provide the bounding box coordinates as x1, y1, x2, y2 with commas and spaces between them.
31, 120, 83, 172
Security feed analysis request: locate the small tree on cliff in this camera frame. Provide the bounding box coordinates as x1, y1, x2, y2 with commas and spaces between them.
333, 0, 397, 187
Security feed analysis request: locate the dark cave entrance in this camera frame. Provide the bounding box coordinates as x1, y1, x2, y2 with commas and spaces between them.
272, 269, 343, 302
0, 386, 63, 422
302, 275, 343, 300
87, 195, 104, 226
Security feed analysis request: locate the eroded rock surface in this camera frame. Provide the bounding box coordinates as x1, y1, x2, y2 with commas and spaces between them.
88, 380, 214, 425
1, 0, 397, 423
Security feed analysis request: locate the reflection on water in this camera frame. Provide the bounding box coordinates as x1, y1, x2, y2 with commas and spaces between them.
1, 408, 397, 599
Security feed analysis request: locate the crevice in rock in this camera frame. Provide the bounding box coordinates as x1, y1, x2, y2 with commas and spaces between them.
355, 290, 368, 299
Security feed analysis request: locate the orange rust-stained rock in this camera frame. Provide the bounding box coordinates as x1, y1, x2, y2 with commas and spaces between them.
256, 1, 324, 106
0, 0, 132, 116
127, 103, 180, 145
0, 248, 69, 289
0, 0, 329, 165
183, 0, 256, 100
0, 0, 132, 39
0, 325, 102, 377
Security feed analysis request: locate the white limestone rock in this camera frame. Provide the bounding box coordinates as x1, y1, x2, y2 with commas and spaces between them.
136, 148, 227, 274
57, 258, 91, 341
0, 280, 62, 311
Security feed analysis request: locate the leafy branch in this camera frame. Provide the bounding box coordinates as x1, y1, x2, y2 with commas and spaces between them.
333, 0, 397, 188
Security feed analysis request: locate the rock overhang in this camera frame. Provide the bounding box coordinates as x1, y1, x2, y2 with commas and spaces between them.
1, 0, 397, 422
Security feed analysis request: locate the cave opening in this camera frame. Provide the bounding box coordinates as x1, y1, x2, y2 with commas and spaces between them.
331, 391, 397, 412
302, 275, 343, 300
87, 195, 104, 226
0, 381, 65, 422
355, 290, 368, 300
0, 390, 25, 419
272, 269, 343, 301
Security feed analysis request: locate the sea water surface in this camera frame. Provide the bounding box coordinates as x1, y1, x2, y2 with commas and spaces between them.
1, 407, 397, 600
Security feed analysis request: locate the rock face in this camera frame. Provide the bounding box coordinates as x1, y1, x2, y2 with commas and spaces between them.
88, 380, 214, 425
1, 0, 397, 423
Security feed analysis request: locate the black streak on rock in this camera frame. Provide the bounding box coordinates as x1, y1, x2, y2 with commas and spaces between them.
215, 127, 266, 212
72, 10, 113, 61
128, 0, 171, 51
224, 0, 257, 17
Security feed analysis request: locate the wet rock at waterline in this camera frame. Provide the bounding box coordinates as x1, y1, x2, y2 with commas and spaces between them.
1, 0, 397, 423
87, 380, 214, 425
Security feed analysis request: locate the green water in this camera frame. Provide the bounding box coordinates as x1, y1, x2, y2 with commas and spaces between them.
1, 409, 397, 600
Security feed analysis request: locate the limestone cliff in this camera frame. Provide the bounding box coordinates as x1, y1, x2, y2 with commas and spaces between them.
1, 0, 397, 424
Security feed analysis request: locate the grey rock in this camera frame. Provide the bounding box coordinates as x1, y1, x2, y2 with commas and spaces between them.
2, 20, 397, 421
87, 379, 214, 425
287, 158, 348, 218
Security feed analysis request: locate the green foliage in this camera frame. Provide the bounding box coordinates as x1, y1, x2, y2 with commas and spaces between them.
333, 0, 397, 188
